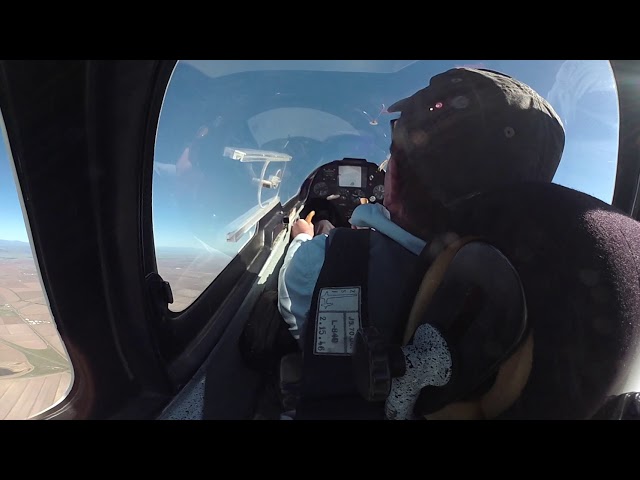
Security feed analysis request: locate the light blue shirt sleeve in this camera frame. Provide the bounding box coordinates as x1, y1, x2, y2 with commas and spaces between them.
278, 233, 328, 343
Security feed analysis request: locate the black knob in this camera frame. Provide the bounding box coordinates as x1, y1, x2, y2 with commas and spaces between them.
352, 327, 405, 402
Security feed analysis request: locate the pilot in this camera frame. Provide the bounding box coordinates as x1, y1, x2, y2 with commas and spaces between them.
277, 67, 565, 419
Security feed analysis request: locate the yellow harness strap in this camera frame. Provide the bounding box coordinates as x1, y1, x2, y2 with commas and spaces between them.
402, 236, 480, 346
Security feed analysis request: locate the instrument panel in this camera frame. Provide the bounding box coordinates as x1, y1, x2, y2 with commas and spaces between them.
302, 158, 385, 224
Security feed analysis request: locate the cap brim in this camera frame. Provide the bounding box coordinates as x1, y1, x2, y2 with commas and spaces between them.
387, 96, 411, 113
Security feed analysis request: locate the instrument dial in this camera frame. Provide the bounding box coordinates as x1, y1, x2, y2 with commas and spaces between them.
313, 182, 329, 197
353, 189, 366, 202
373, 184, 385, 201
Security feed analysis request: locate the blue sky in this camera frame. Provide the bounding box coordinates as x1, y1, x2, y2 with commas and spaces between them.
1, 60, 621, 250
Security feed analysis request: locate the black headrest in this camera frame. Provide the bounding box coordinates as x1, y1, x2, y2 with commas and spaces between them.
443, 182, 640, 419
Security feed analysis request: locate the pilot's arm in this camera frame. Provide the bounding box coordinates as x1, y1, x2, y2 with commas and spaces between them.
278, 219, 327, 346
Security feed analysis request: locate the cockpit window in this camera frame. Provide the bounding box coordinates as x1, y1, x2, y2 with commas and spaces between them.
152, 60, 619, 313
547, 60, 619, 202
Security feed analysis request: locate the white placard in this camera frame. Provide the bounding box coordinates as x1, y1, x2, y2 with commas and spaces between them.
314, 287, 361, 355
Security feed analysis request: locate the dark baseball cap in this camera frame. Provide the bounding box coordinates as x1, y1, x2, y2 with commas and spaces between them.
388, 68, 566, 204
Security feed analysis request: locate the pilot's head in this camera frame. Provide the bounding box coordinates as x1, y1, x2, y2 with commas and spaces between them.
386, 68, 565, 235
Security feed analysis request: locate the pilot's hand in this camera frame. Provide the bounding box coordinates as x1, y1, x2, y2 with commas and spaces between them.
292, 211, 315, 239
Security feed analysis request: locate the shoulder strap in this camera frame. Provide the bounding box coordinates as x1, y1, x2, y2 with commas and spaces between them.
403, 236, 480, 345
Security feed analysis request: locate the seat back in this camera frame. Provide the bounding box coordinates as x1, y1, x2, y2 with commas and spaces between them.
441, 182, 640, 419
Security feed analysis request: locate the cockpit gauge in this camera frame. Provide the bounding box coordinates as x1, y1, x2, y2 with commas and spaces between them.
313, 182, 329, 197
353, 190, 366, 202
373, 184, 385, 201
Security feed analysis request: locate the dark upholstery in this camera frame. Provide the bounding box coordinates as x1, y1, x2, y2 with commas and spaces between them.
441, 182, 640, 419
